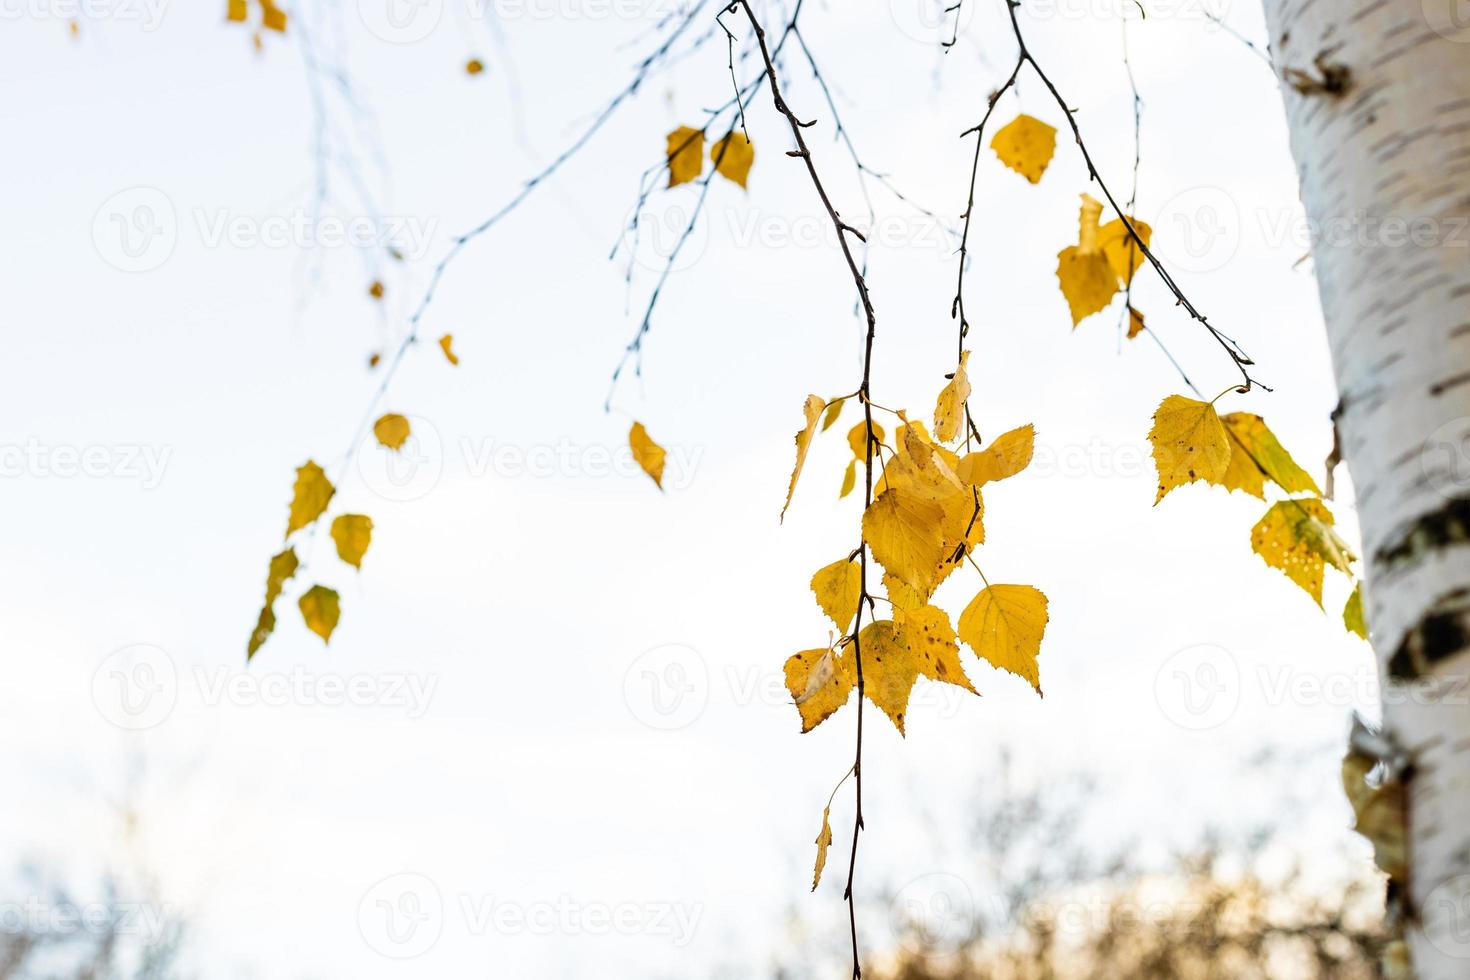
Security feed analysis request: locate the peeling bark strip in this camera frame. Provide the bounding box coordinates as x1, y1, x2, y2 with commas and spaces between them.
1260, 0, 1470, 975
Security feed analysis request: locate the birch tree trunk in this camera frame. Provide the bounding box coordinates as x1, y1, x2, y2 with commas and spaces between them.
1258, 1, 1470, 975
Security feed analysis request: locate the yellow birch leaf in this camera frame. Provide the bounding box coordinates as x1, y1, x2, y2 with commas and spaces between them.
932, 351, 972, 444
812, 558, 862, 633
1149, 395, 1231, 504
330, 514, 374, 570
957, 425, 1035, 486
854, 620, 919, 735
374, 413, 411, 451
1251, 498, 1355, 607
227, 0, 247, 21
839, 459, 857, 499
247, 546, 299, 659
847, 419, 885, 461
1221, 413, 1322, 499
958, 584, 1048, 695
629, 422, 666, 490
1344, 582, 1368, 640
298, 585, 340, 644
465, 58, 485, 76
990, 114, 1057, 184
1098, 217, 1152, 286
897, 603, 976, 693
784, 646, 854, 733
285, 460, 335, 538
862, 488, 947, 593
883, 572, 925, 613
780, 395, 826, 521
1077, 194, 1105, 255
812, 806, 833, 891
666, 125, 705, 188
1127, 306, 1146, 339
711, 131, 754, 189
368, 279, 384, 299
822, 398, 844, 432
261, 1, 286, 32
1057, 247, 1118, 325
438, 333, 460, 365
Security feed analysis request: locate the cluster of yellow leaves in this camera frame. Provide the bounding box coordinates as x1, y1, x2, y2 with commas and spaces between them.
1057, 194, 1152, 328
780, 373, 1050, 749
226, 0, 286, 36
666, 126, 755, 189
1147, 394, 1365, 634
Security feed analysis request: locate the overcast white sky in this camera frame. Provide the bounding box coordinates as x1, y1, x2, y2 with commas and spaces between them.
0, 0, 1383, 975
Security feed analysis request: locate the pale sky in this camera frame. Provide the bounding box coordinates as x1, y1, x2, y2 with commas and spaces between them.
0, 0, 1381, 976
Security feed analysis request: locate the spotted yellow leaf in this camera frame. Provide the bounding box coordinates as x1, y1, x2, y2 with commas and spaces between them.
958, 584, 1048, 694
298, 585, 340, 644
1250, 498, 1355, 606
957, 424, 1034, 486
812, 806, 833, 891
897, 603, 976, 694
247, 546, 298, 659
629, 422, 666, 490
374, 413, 411, 451
285, 460, 335, 538
711, 130, 754, 189
862, 488, 947, 593
1149, 395, 1231, 504
784, 646, 854, 733
1220, 413, 1322, 500
666, 125, 705, 188
438, 333, 460, 365
853, 620, 919, 735
990, 114, 1057, 184
780, 395, 826, 522
330, 514, 374, 570
811, 558, 862, 633
933, 351, 972, 444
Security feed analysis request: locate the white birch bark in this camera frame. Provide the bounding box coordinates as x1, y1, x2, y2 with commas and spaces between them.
1258, 1, 1470, 975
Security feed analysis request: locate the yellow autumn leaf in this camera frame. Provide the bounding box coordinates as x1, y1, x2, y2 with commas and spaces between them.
298, 585, 341, 644
465, 58, 485, 76
1057, 247, 1118, 326
1077, 194, 1104, 254
811, 558, 862, 633
666, 125, 705, 188
1344, 582, 1367, 640
247, 546, 298, 659
847, 419, 885, 461
1250, 498, 1355, 606
780, 395, 826, 522
1342, 750, 1406, 880
853, 620, 919, 735
1098, 217, 1152, 287
822, 398, 844, 432
261, 1, 286, 31
1127, 306, 1146, 339
958, 584, 1048, 694
330, 514, 374, 570
368, 279, 384, 300
883, 572, 926, 614
812, 806, 833, 891
438, 333, 460, 365
990, 114, 1057, 184
956, 425, 1035, 486
1149, 395, 1232, 504
227, 0, 247, 21
897, 603, 976, 694
711, 130, 754, 189
784, 646, 854, 733
862, 488, 947, 593
839, 459, 857, 499
629, 421, 666, 490
932, 351, 972, 444
1220, 413, 1322, 500
374, 413, 411, 451
285, 460, 335, 538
